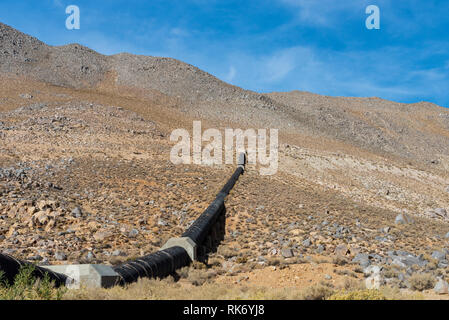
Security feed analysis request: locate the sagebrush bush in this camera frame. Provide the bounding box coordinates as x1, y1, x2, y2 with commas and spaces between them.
300, 284, 334, 300
328, 289, 386, 300
408, 273, 436, 291
332, 256, 348, 266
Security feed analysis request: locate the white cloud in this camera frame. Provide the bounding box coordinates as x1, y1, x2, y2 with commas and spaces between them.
279, 0, 367, 26
219, 42, 449, 106
263, 48, 298, 81
53, 0, 64, 8
225, 66, 237, 82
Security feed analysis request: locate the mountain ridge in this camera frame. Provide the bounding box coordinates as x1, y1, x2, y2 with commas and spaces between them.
1, 21, 448, 166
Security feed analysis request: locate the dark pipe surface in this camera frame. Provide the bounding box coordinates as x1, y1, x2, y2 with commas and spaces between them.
218, 166, 244, 197
183, 166, 243, 244
113, 246, 191, 285
114, 165, 244, 285
0, 252, 67, 287
1, 158, 246, 287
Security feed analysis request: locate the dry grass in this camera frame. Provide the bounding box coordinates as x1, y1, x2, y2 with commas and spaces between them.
408, 273, 436, 291
63, 277, 315, 300
0, 267, 440, 300
328, 289, 386, 300
62, 280, 441, 300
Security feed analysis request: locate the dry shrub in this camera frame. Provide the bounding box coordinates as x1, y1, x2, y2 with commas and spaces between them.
217, 245, 236, 259
236, 257, 248, 264
328, 289, 386, 300
332, 256, 348, 266
334, 269, 357, 278
408, 273, 436, 291
353, 266, 363, 274
207, 257, 223, 268
63, 279, 308, 300
191, 261, 207, 270
267, 257, 280, 266
176, 266, 190, 279
382, 266, 400, 279
300, 284, 334, 300
312, 257, 329, 264
187, 269, 215, 286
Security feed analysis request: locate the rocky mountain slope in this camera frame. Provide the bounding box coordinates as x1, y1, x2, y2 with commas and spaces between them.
0, 22, 448, 298
2, 22, 448, 165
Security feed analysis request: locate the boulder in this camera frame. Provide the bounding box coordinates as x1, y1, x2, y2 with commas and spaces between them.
93, 230, 113, 241
364, 265, 382, 276
352, 253, 371, 268
365, 274, 383, 290
281, 248, 294, 258
388, 250, 427, 268
431, 250, 446, 261
302, 238, 311, 247
71, 207, 82, 218
334, 244, 349, 257
128, 228, 139, 238
433, 208, 448, 218
54, 251, 67, 261
433, 279, 449, 295
395, 213, 414, 225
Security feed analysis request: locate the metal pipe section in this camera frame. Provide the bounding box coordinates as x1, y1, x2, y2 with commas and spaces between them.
183, 163, 244, 244
182, 197, 225, 245
217, 166, 244, 198
1, 153, 247, 287
113, 246, 190, 285
0, 252, 68, 287
113, 153, 246, 285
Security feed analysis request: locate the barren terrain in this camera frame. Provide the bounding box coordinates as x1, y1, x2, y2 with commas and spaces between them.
0, 22, 448, 299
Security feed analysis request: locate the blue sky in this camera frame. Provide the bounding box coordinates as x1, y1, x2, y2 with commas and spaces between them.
1, 0, 449, 107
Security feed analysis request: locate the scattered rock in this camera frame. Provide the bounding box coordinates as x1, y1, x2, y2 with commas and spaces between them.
334, 244, 349, 257
352, 253, 371, 268
388, 250, 427, 268
431, 250, 446, 262
112, 250, 126, 257
281, 248, 294, 258
364, 265, 382, 276
71, 207, 82, 218
395, 213, 414, 225
86, 252, 94, 261
433, 279, 449, 295
365, 273, 383, 289
128, 228, 139, 238
28, 255, 43, 261
315, 244, 325, 254
19, 93, 33, 99
433, 208, 448, 218
54, 251, 67, 261
93, 230, 113, 241
302, 238, 311, 247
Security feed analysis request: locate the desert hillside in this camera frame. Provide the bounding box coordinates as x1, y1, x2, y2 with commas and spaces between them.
0, 22, 448, 299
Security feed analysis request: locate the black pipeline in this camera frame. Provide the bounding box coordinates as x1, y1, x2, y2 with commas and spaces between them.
113, 153, 246, 285
0, 153, 246, 287
0, 252, 67, 287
